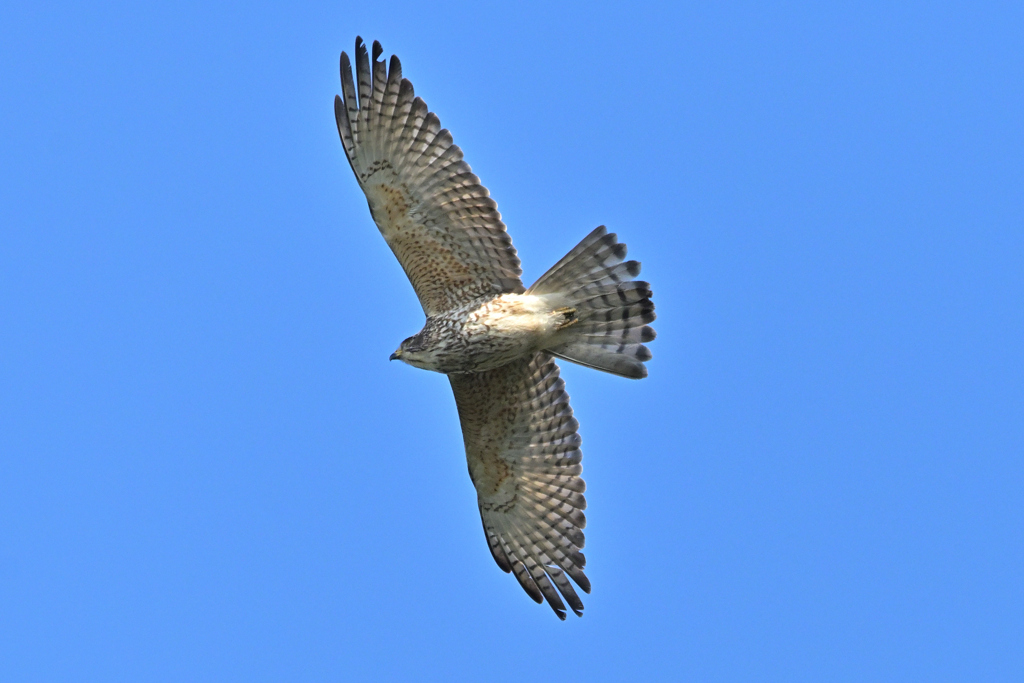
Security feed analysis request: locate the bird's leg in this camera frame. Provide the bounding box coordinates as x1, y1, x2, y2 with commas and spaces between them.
552, 306, 579, 330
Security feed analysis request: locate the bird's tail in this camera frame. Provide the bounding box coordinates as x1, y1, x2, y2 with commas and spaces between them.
529, 227, 656, 379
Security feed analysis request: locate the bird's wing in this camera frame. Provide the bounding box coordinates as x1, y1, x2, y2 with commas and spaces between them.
335, 38, 523, 317
449, 353, 590, 619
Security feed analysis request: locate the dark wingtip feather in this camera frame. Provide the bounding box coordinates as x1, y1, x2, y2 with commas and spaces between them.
354, 37, 369, 110
510, 561, 544, 604
611, 359, 648, 379
484, 526, 513, 573
372, 39, 382, 61
339, 52, 353, 99
333, 95, 347, 141
630, 280, 652, 299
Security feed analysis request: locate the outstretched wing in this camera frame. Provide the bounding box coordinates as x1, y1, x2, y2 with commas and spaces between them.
449, 353, 590, 619
335, 38, 523, 317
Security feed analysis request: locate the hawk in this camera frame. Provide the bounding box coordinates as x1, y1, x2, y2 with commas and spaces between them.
334, 37, 656, 619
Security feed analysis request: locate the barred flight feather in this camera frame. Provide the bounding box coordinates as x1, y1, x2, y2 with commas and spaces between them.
450, 353, 589, 619
335, 37, 523, 316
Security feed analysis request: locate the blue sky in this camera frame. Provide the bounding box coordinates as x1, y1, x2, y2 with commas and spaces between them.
2, 1, 1022, 680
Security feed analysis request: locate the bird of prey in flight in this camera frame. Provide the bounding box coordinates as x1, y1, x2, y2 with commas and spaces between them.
334, 37, 656, 619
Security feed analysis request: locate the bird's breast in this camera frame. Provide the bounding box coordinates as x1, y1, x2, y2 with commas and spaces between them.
420, 294, 560, 373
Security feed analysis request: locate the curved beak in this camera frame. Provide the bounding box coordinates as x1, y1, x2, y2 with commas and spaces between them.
389, 349, 402, 361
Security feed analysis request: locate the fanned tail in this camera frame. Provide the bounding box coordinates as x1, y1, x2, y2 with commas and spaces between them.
529, 227, 656, 379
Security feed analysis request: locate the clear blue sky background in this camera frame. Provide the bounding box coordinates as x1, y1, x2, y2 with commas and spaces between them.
2, 1, 1022, 680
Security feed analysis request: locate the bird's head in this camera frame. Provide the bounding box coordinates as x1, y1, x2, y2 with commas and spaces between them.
390, 331, 431, 369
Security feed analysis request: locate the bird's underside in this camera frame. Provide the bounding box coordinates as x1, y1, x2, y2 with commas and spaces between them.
335, 37, 655, 619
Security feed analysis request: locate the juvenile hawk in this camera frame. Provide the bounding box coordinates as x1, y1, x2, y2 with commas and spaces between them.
334, 38, 655, 619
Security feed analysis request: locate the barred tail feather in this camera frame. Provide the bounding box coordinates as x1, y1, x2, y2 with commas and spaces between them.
529, 227, 656, 379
